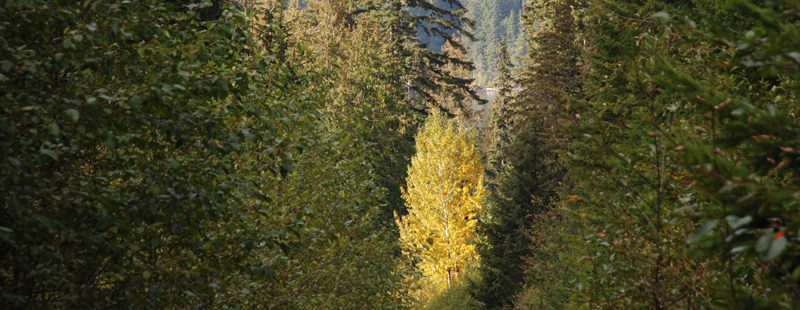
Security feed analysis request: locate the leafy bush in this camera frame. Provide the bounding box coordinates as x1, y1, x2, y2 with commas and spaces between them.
423, 264, 483, 310
563, 0, 800, 308
0, 1, 411, 308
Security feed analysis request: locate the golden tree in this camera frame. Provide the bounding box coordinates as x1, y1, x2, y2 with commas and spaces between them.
397, 110, 487, 293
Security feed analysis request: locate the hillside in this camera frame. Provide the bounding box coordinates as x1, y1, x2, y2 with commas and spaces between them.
463, 0, 525, 86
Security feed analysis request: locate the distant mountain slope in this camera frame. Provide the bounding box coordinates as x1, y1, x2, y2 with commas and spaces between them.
411, 0, 525, 87
462, 0, 525, 86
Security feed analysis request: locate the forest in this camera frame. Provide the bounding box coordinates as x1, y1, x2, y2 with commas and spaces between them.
1, 0, 799, 309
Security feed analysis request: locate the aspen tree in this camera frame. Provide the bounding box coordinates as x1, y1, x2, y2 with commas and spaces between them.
397, 111, 486, 291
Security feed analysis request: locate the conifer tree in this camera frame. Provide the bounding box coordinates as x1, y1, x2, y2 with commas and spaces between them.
437, 37, 480, 121
473, 0, 579, 308
461, 0, 526, 86
496, 38, 515, 97
289, 0, 415, 222
518, 0, 581, 133
379, 0, 484, 114
484, 38, 515, 187
563, 1, 800, 308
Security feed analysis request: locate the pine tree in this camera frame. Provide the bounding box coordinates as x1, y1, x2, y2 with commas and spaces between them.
380, 0, 484, 114
518, 0, 580, 133
290, 0, 416, 223
562, 0, 800, 308
473, 0, 579, 308
474, 126, 564, 310
495, 38, 515, 97
437, 37, 481, 121
460, 0, 525, 86
484, 38, 515, 188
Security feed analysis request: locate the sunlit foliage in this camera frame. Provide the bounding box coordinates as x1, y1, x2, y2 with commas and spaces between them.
397, 111, 486, 302
0, 0, 413, 308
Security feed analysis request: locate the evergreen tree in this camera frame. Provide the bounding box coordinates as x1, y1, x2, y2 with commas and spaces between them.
381, 0, 483, 113
289, 0, 415, 223
562, 0, 800, 308
437, 37, 483, 124
473, 0, 579, 308
518, 0, 581, 132
496, 38, 515, 97
473, 125, 563, 310
484, 38, 515, 188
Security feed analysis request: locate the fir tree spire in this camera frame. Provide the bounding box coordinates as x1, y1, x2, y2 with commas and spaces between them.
496, 37, 515, 97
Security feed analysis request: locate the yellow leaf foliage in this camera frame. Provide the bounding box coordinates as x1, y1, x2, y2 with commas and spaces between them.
397, 110, 487, 294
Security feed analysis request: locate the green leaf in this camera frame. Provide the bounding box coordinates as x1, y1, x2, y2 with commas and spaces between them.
725, 215, 752, 230
791, 265, 800, 281
279, 243, 291, 255
48, 123, 59, 136
688, 219, 718, 243
104, 134, 117, 149
280, 162, 293, 177
65, 109, 80, 123
764, 235, 787, 261
296, 142, 310, 154
730, 246, 748, 254
651, 11, 670, 19
143, 271, 151, 280
40, 149, 58, 161
1, 60, 12, 72
731, 108, 746, 116
129, 95, 143, 109
755, 230, 774, 253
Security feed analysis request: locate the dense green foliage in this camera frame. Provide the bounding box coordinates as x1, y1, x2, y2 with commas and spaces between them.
309, 0, 485, 219
471, 0, 576, 308
0, 0, 412, 308
470, 0, 800, 309
473, 128, 563, 309
564, 0, 800, 307
1, 1, 296, 306
5, 0, 800, 309
476, 0, 800, 309
422, 264, 482, 310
